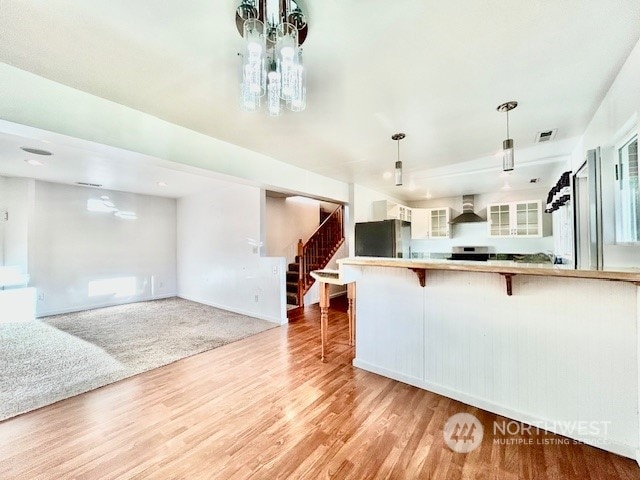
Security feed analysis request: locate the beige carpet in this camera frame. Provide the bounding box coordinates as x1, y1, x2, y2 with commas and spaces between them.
0, 297, 277, 421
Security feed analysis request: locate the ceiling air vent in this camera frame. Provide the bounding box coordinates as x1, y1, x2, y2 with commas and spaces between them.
530, 178, 540, 184
534, 129, 557, 143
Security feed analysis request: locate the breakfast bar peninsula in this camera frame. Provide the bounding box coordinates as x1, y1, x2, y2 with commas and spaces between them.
335, 257, 640, 460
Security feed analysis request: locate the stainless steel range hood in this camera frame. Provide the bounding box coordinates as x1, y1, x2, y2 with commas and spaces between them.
450, 195, 485, 224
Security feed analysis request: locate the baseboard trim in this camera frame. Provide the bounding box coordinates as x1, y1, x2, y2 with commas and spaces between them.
37, 294, 178, 318
352, 358, 637, 460
178, 294, 285, 325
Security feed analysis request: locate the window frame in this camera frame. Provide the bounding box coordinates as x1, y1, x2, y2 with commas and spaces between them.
613, 127, 639, 244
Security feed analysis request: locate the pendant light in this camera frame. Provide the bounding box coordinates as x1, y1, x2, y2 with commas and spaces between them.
392, 133, 405, 186
497, 101, 518, 171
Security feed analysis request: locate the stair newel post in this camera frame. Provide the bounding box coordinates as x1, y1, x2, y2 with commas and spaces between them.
297, 239, 304, 307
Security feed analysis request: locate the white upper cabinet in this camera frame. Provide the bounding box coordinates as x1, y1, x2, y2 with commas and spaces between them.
411, 208, 451, 239
411, 208, 429, 238
488, 200, 542, 238
372, 200, 412, 222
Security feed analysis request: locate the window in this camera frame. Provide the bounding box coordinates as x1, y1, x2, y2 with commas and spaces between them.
615, 132, 639, 243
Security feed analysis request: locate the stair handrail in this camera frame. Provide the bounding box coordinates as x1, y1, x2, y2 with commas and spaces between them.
305, 205, 343, 242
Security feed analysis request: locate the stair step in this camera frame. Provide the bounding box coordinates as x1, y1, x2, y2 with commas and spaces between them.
286, 293, 298, 305
288, 263, 299, 272
286, 282, 298, 293
286, 272, 298, 281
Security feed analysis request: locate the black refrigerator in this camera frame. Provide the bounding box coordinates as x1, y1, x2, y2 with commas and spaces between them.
354, 220, 411, 258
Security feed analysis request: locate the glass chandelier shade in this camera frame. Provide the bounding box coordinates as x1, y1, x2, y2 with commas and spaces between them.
395, 161, 403, 186
502, 138, 514, 172
237, 1, 308, 116
392, 133, 406, 186
241, 19, 266, 112
497, 101, 518, 172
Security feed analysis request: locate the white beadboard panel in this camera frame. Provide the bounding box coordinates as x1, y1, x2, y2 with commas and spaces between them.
354, 266, 639, 458
353, 358, 636, 459
355, 266, 425, 382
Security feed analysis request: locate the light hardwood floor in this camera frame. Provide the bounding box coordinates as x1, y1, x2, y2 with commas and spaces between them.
0, 298, 638, 479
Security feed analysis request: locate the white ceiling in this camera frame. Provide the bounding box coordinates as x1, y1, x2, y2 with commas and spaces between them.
0, 0, 639, 201
0, 127, 246, 199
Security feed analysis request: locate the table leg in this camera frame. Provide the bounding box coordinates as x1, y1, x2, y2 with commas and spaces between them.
347, 282, 355, 347
319, 282, 330, 363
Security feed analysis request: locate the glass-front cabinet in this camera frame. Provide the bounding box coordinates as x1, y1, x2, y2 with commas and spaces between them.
429, 208, 450, 238
488, 204, 511, 236
488, 201, 542, 238
411, 208, 451, 239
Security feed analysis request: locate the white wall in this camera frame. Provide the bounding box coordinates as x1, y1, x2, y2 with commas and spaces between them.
408, 187, 554, 254
265, 196, 320, 260
1, 177, 34, 273
30, 181, 177, 316
571, 38, 640, 267
177, 180, 286, 324
351, 183, 405, 224
0, 175, 6, 265
348, 183, 406, 256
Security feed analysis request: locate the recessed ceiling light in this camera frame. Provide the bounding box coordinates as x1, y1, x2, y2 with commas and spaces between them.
502, 182, 512, 190
425, 192, 433, 199
157, 181, 168, 187
20, 147, 52, 156
24, 158, 43, 166
382, 172, 392, 180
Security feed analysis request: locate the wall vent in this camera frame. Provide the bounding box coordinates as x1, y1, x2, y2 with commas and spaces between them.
534, 129, 557, 143
530, 178, 540, 184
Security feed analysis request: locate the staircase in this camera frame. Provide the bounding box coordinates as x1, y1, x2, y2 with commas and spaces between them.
286, 205, 345, 307
286, 263, 301, 305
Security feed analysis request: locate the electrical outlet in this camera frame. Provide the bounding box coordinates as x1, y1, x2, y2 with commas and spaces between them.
272, 266, 278, 275
254, 294, 259, 302
37, 292, 45, 301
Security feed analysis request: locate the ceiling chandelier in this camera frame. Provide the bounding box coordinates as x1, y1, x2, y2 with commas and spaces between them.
497, 101, 518, 172
236, 0, 308, 116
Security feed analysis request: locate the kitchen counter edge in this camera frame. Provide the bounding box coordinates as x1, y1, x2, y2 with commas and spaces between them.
337, 257, 640, 283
